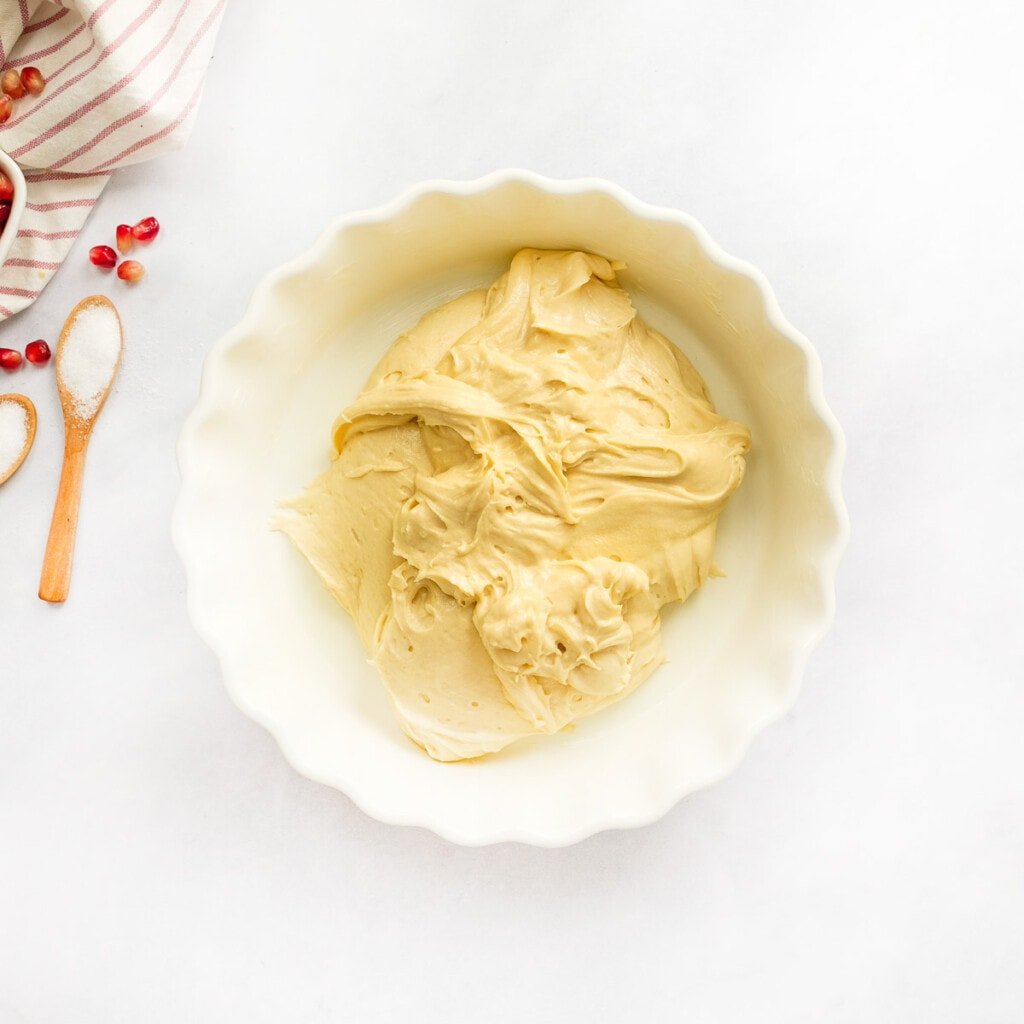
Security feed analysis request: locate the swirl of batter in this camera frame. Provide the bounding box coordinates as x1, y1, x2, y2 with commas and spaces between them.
279, 249, 750, 760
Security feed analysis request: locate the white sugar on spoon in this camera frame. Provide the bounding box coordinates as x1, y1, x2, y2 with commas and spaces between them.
39, 295, 123, 603
0, 393, 37, 486
58, 301, 122, 419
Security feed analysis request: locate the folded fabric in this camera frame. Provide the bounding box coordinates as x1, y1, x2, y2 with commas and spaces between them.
0, 0, 228, 320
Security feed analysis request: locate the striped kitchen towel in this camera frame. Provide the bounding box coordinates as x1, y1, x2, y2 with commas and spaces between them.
0, 0, 228, 320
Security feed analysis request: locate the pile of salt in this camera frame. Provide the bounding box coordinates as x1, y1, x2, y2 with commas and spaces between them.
57, 303, 122, 420
0, 399, 28, 480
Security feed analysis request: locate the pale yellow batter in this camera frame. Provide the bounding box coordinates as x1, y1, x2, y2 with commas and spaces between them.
278, 250, 750, 760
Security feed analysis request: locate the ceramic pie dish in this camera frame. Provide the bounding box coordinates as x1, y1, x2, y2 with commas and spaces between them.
173, 170, 848, 846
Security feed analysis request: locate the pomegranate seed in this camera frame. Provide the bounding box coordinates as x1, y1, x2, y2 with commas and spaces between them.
0, 94, 11, 124
89, 244, 117, 269
0, 202, 11, 229
20, 67, 45, 96
117, 259, 145, 283
1, 69, 24, 99
0, 172, 13, 201
25, 340, 51, 366
131, 216, 160, 242
116, 223, 134, 254
0, 348, 22, 372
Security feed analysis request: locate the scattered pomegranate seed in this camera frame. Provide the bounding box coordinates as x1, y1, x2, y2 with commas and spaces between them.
25, 340, 51, 366
1, 69, 24, 99
115, 223, 135, 254
131, 216, 160, 242
117, 259, 145, 283
20, 67, 45, 96
0, 348, 22, 372
89, 244, 118, 269
0, 172, 13, 201
0, 94, 12, 125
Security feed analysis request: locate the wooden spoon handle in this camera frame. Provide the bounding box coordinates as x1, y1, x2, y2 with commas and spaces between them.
39, 431, 89, 604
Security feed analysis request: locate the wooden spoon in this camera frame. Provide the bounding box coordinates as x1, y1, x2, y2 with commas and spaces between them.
39, 295, 123, 604
0, 392, 36, 486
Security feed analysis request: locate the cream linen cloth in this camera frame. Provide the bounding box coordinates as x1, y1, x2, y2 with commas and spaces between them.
0, 0, 228, 320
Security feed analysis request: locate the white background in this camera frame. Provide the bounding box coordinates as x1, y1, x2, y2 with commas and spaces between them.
2, 2, 1023, 1021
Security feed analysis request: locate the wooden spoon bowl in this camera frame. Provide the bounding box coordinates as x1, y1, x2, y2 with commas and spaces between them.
0, 392, 36, 486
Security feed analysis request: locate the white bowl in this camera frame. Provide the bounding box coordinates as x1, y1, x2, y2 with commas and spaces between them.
0, 147, 27, 270
174, 171, 848, 847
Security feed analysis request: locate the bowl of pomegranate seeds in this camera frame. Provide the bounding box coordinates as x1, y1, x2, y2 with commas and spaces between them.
0, 148, 26, 269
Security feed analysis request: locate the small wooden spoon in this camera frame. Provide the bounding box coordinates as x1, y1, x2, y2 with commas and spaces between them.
0, 392, 36, 486
39, 295, 123, 604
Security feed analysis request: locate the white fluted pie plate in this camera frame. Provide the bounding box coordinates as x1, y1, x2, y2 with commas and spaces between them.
173, 170, 848, 847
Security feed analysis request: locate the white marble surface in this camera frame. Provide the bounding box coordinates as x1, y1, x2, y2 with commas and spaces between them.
2, 1, 1022, 1020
